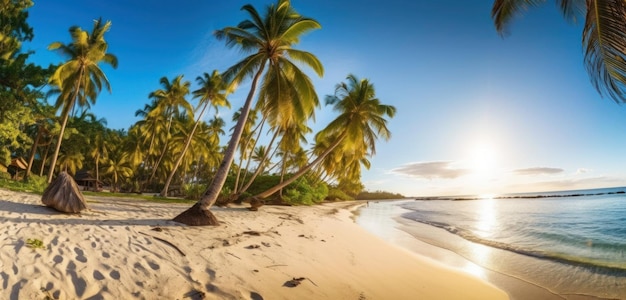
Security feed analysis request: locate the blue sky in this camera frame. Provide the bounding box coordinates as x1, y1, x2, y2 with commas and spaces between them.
23, 0, 626, 196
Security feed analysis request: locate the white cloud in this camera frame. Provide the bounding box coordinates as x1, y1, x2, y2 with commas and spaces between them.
392, 161, 470, 180
513, 167, 563, 176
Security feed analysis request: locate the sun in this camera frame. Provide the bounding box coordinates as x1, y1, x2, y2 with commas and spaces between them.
468, 141, 498, 180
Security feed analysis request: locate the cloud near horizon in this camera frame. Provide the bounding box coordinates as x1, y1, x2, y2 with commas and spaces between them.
392, 161, 470, 180
513, 167, 564, 176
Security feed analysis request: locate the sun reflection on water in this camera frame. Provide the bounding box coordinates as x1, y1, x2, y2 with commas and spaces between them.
476, 195, 497, 238
462, 195, 499, 278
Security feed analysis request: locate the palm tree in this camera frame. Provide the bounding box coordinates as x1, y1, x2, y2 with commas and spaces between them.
102, 147, 133, 192
492, 0, 626, 103
173, 0, 323, 225
146, 75, 192, 186
24, 101, 55, 180
46, 18, 117, 183
254, 74, 395, 199
160, 70, 230, 196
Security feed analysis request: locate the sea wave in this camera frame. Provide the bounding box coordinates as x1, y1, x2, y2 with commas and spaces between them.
402, 213, 626, 276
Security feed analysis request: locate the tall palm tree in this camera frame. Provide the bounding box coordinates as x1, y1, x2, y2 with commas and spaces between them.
492, 0, 626, 103
173, 0, 323, 225
160, 70, 230, 196
254, 74, 395, 199
146, 75, 192, 186
46, 18, 117, 183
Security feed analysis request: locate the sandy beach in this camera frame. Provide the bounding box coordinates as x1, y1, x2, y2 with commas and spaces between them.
0, 189, 507, 299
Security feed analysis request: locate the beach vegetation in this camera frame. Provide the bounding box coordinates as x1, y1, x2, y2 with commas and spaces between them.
356, 190, 406, 200
492, 0, 626, 103
252, 74, 396, 200
0, 174, 47, 193
173, 0, 324, 225
282, 177, 328, 205
46, 17, 118, 183
160, 70, 231, 197
1, 1, 395, 223
326, 188, 354, 201
25, 238, 46, 250
0, 0, 54, 170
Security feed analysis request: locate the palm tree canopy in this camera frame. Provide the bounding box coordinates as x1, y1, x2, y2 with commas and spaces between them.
492, 0, 626, 103
193, 70, 232, 112
48, 18, 118, 109
215, 0, 324, 128
322, 74, 396, 156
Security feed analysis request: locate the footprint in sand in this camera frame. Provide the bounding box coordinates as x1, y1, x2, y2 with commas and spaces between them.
109, 270, 120, 280
1, 271, 9, 289
93, 270, 105, 280
133, 262, 149, 276
147, 261, 160, 271
102, 251, 110, 258
74, 247, 87, 263
53, 255, 63, 265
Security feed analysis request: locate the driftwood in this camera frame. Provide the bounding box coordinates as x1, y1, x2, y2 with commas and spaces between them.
41, 172, 87, 213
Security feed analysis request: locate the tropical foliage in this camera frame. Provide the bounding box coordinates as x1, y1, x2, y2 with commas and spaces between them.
492, 0, 626, 103
1, 0, 397, 226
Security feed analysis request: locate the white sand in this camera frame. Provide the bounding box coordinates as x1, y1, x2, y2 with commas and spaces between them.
0, 189, 508, 299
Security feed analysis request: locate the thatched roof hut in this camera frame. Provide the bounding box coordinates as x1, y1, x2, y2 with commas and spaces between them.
74, 170, 102, 192
42, 172, 88, 213
1, 157, 28, 179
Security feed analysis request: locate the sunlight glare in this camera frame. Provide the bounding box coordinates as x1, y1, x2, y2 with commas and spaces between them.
469, 142, 498, 179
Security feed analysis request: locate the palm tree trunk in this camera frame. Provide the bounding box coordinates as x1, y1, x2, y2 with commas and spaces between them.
161, 102, 209, 196
40, 143, 50, 177
233, 116, 265, 193
24, 124, 43, 181
47, 102, 73, 183
173, 64, 265, 226
279, 156, 287, 197
254, 131, 347, 199
47, 67, 83, 183
238, 128, 279, 194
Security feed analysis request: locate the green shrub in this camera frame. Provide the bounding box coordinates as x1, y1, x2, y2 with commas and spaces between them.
182, 183, 207, 200
326, 188, 353, 201
283, 177, 328, 205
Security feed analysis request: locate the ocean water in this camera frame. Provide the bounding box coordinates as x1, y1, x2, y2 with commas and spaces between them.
356, 187, 626, 299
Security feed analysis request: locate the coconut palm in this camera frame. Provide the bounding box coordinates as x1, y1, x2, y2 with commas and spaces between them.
492, 0, 626, 102
160, 70, 230, 196
102, 146, 133, 192
145, 75, 192, 186
173, 0, 323, 225
46, 18, 117, 183
254, 74, 395, 199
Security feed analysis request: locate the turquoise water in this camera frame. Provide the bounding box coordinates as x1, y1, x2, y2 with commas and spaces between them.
359, 187, 626, 299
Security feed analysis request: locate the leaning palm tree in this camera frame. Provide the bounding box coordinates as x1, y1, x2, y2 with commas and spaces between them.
254, 74, 396, 199
160, 70, 230, 196
492, 0, 626, 103
46, 18, 118, 183
173, 0, 323, 225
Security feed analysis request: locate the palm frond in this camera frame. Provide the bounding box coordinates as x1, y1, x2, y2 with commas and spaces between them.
492, 0, 548, 35
583, 0, 626, 103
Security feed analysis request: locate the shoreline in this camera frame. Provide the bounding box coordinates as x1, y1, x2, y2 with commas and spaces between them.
355, 200, 609, 300
0, 189, 507, 299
